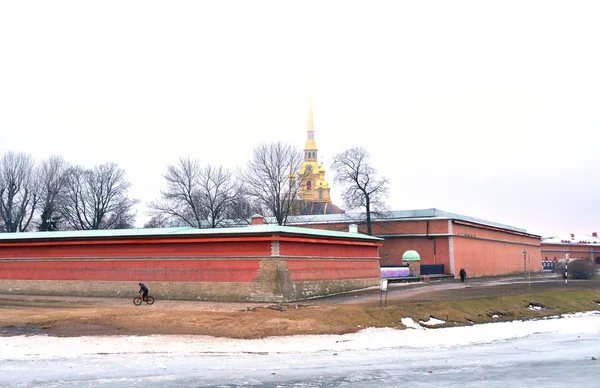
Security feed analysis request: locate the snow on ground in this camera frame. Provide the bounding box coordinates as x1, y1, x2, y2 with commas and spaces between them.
420, 317, 446, 326
1, 312, 598, 361
400, 317, 423, 329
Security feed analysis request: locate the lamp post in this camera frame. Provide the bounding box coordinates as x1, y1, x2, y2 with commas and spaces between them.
522, 249, 527, 279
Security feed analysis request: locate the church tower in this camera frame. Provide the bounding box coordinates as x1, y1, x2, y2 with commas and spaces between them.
297, 93, 343, 215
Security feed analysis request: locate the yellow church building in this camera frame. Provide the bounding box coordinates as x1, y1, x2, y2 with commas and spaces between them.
297, 97, 344, 215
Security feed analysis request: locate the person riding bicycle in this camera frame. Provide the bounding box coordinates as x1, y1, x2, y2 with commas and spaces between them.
138, 283, 149, 301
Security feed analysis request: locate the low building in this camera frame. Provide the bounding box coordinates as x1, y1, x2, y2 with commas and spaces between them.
0, 216, 382, 302
541, 233, 600, 267
288, 208, 542, 278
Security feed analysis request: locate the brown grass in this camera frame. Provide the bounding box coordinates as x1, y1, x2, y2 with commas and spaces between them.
1, 278, 599, 338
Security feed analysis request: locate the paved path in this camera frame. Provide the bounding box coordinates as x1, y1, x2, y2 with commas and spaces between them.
312, 272, 564, 304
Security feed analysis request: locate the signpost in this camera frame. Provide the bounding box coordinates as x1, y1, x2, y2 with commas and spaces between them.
564, 253, 570, 286
528, 254, 531, 288
380, 279, 388, 308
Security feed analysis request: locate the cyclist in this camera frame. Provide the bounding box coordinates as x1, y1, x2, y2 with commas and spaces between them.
138, 283, 149, 301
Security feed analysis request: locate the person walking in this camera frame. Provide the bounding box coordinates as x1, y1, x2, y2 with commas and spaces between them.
459, 268, 467, 282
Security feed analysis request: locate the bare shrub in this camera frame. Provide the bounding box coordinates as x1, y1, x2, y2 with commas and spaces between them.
553, 261, 565, 275
567, 259, 596, 280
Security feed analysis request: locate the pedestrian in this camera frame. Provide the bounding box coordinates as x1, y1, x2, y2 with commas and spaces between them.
459, 268, 466, 282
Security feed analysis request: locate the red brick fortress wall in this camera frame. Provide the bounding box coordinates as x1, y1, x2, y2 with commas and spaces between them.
0, 229, 382, 302
451, 221, 542, 277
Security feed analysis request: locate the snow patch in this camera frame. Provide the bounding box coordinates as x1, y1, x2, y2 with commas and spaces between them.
528, 305, 543, 311
401, 317, 424, 330
420, 317, 445, 326
492, 315, 500, 318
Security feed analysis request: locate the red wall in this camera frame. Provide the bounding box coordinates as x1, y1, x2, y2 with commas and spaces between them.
371, 219, 449, 235
0, 259, 261, 282
378, 236, 450, 270
279, 241, 380, 258
452, 222, 538, 245
453, 237, 541, 277
0, 239, 272, 259
0, 233, 382, 284
286, 259, 380, 280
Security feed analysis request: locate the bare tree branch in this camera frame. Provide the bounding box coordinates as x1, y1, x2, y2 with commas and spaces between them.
331, 147, 389, 235
239, 142, 305, 225
0, 152, 40, 232
37, 155, 70, 231
60, 163, 138, 230
149, 158, 244, 228
143, 214, 172, 228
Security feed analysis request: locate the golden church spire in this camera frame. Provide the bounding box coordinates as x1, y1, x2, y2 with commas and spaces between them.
307, 92, 314, 132
296, 86, 342, 215
304, 91, 317, 161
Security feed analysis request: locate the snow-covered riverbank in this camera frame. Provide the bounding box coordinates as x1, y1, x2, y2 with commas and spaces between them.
1, 311, 599, 387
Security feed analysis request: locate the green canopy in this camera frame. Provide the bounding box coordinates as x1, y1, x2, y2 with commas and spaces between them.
402, 250, 420, 261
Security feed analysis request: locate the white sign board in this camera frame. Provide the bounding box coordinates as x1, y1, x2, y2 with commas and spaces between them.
380, 279, 388, 291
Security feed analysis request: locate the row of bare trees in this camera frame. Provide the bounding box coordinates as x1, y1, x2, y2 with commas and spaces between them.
1, 143, 389, 235
0, 152, 138, 232
148, 142, 389, 234
147, 142, 306, 228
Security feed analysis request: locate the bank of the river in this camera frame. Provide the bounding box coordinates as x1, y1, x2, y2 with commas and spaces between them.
1, 276, 599, 339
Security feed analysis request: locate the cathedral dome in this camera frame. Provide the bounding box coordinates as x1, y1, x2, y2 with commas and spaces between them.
304, 139, 317, 150
300, 201, 344, 215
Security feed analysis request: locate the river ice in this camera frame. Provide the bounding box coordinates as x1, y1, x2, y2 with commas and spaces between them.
1, 311, 599, 387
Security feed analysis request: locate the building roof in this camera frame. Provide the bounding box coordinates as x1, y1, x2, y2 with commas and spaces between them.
542, 233, 600, 245
300, 201, 344, 216
0, 223, 382, 243
283, 208, 533, 235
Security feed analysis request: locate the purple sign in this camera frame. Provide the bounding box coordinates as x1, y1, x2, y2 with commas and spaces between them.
381, 266, 410, 278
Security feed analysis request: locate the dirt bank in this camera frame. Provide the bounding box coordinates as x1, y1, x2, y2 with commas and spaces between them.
1, 274, 599, 339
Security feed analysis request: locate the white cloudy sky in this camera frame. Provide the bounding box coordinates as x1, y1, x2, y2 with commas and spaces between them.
1, 1, 598, 236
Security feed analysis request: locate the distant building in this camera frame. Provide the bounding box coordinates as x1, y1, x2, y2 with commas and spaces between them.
287, 208, 542, 278
541, 232, 600, 266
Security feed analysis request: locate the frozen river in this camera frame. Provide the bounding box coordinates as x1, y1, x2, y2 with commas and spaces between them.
1, 312, 599, 387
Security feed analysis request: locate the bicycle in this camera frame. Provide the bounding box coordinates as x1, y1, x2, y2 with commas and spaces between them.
133, 294, 155, 306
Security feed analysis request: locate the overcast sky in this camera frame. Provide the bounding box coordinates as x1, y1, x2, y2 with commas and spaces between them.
1, 1, 598, 237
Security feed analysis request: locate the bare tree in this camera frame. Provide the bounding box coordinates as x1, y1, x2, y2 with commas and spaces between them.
37, 155, 70, 231
0, 152, 40, 232
331, 146, 389, 235
149, 158, 204, 228
223, 194, 265, 226
149, 158, 242, 228
60, 163, 138, 230
143, 214, 171, 228
239, 142, 305, 225
199, 164, 245, 228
